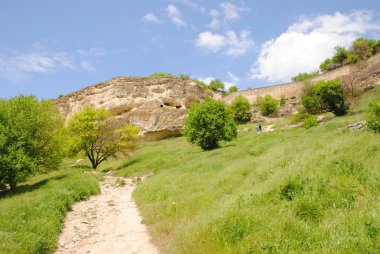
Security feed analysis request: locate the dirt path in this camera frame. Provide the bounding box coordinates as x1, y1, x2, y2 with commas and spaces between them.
55, 175, 159, 254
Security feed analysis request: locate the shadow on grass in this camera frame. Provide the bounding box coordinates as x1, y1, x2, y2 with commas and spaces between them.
0, 174, 67, 199
115, 157, 142, 171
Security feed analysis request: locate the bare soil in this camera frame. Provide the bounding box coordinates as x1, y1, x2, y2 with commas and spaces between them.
55, 175, 159, 254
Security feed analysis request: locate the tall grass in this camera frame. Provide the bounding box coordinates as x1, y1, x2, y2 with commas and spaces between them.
114, 86, 380, 253
0, 167, 100, 254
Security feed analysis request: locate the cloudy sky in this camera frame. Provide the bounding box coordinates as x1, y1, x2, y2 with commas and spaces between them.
1, 0, 379, 98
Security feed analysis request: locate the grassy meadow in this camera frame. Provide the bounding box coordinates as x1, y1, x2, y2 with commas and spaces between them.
108, 85, 380, 253
0, 162, 100, 254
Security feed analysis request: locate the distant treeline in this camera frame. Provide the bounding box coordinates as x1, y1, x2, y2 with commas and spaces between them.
292, 38, 380, 82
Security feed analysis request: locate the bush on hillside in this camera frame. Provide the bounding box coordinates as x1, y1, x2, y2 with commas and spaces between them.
302, 80, 349, 116
260, 95, 279, 116
149, 72, 173, 77
0, 95, 64, 190
184, 98, 237, 150
209, 79, 225, 92
303, 115, 318, 129
228, 86, 238, 93
280, 95, 286, 106
291, 71, 319, 82
230, 95, 251, 124
367, 102, 380, 133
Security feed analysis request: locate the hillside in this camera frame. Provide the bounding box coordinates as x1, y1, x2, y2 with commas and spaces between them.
53, 54, 380, 142
100, 85, 380, 253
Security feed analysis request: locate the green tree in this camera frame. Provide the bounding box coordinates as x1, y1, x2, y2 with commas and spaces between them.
302, 80, 348, 116
319, 58, 332, 73
230, 95, 251, 124
209, 79, 225, 92
184, 98, 237, 150
332, 46, 348, 66
367, 102, 380, 133
228, 86, 238, 93
66, 106, 139, 169
0, 95, 64, 190
260, 95, 279, 116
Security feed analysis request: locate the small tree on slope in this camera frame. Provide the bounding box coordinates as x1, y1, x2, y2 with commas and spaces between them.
66, 106, 139, 169
184, 98, 237, 150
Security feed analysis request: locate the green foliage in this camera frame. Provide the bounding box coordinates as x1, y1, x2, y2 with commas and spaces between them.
66, 106, 139, 169
319, 58, 332, 73
184, 98, 237, 150
0, 95, 64, 190
290, 112, 307, 124
280, 95, 286, 106
367, 102, 380, 132
260, 95, 279, 116
149, 72, 173, 77
332, 46, 348, 66
192, 79, 209, 89
302, 80, 348, 116
228, 86, 238, 93
303, 114, 318, 129
291, 71, 319, 82
0, 167, 99, 254
230, 95, 251, 124
209, 79, 225, 92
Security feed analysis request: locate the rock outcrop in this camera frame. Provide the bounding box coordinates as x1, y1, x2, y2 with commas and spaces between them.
53, 76, 211, 141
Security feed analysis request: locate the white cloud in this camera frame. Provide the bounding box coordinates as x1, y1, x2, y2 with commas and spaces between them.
220, 2, 250, 21
227, 71, 240, 83
167, 4, 186, 27
251, 10, 380, 82
208, 9, 220, 29
179, 0, 206, 12
195, 30, 254, 57
143, 13, 162, 24
198, 76, 215, 85
81, 61, 96, 73
0, 51, 74, 82
223, 81, 235, 89
196, 32, 225, 52
224, 30, 254, 57
0, 45, 106, 82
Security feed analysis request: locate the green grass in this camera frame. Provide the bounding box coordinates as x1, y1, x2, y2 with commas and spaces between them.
0, 166, 100, 254
111, 85, 380, 253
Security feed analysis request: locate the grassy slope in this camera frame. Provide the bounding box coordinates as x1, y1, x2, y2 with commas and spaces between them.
0, 163, 100, 254
113, 86, 380, 253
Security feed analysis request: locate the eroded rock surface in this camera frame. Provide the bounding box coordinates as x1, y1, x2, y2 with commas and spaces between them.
53, 77, 211, 141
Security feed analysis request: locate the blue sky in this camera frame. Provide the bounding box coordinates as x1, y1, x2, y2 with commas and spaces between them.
0, 0, 379, 98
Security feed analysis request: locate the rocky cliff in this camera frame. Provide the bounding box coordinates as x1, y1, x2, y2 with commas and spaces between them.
53, 76, 211, 141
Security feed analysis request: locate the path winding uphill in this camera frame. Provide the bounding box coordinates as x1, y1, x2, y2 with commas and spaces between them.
55, 176, 159, 254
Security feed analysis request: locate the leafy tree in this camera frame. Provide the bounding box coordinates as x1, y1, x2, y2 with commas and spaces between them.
302, 80, 348, 116
209, 79, 225, 92
320, 58, 332, 73
367, 102, 380, 133
230, 95, 251, 124
67, 106, 139, 169
228, 86, 238, 93
184, 98, 237, 150
0, 95, 64, 190
332, 46, 348, 66
348, 38, 372, 63
260, 95, 279, 116
291, 71, 319, 82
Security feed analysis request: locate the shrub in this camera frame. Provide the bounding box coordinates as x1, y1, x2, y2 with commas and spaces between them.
209, 79, 225, 92
230, 96, 251, 124
367, 102, 380, 133
184, 98, 237, 150
290, 113, 306, 124
291, 71, 319, 82
0, 95, 64, 190
228, 86, 238, 93
280, 95, 286, 106
332, 46, 348, 66
149, 72, 173, 77
320, 58, 332, 73
302, 80, 348, 116
260, 95, 278, 116
303, 115, 318, 129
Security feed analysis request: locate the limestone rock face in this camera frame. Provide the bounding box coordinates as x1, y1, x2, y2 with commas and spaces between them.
53, 77, 211, 141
